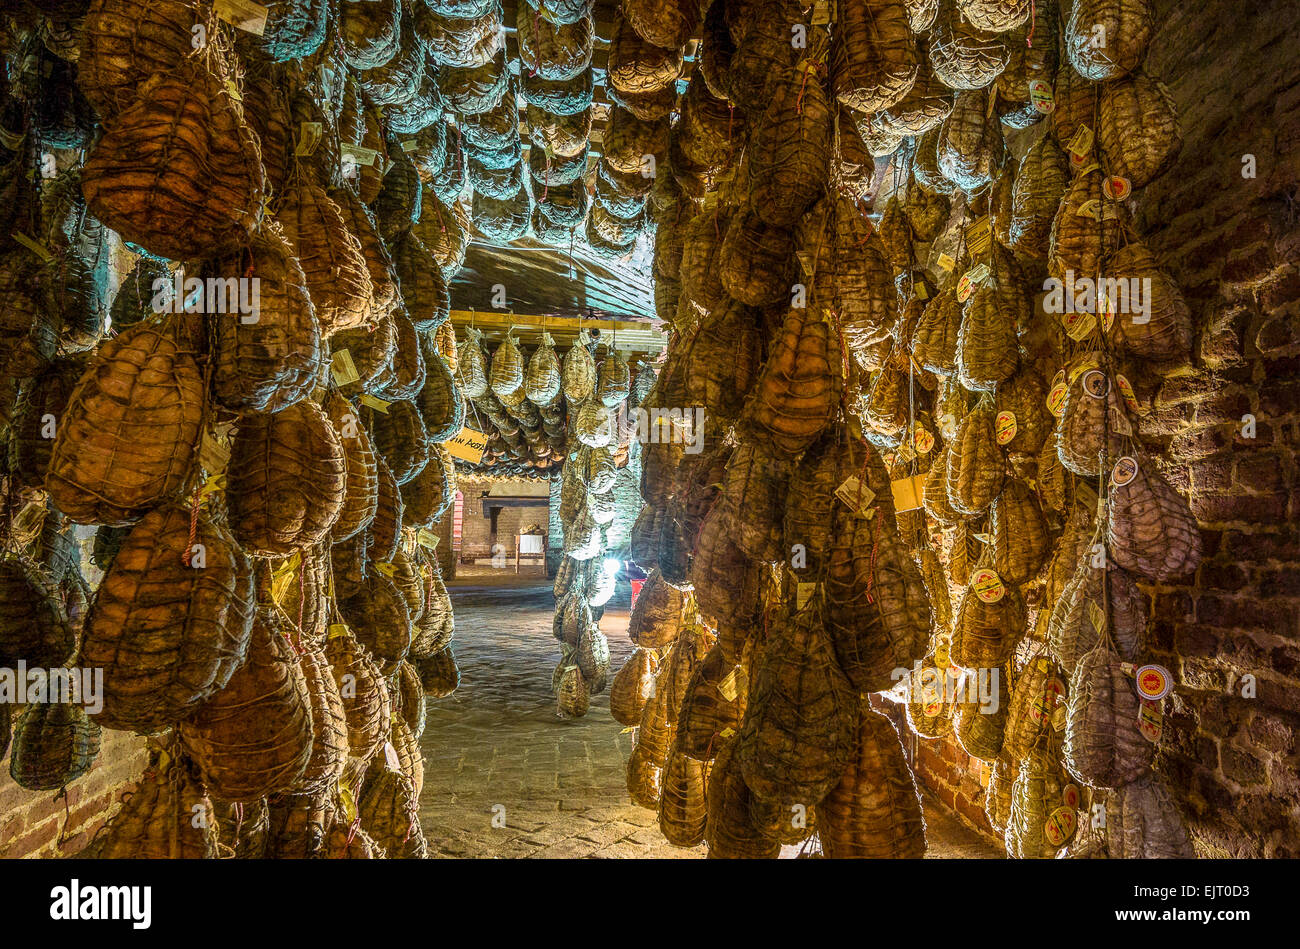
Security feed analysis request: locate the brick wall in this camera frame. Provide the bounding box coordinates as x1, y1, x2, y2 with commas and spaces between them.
0, 729, 148, 858
1127, 0, 1300, 859
457, 478, 549, 563
903, 2, 1300, 857
877, 700, 1003, 846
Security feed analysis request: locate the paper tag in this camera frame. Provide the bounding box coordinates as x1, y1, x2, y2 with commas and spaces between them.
965, 216, 992, 258
295, 121, 323, 157
720, 727, 736, 738
934, 639, 950, 668
446, 425, 489, 463
835, 476, 877, 516
970, 568, 1005, 603
717, 668, 739, 702
199, 473, 227, 499
811, 0, 835, 24
796, 250, 815, 276
340, 144, 381, 169
331, 349, 361, 386
796, 582, 819, 610
11, 231, 54, 262
360, 393, 392, 413
416, 527, 440, 549
215, 0, 269, 35
1111, 455, 1138, 487
1066, 124, 1093, 158
199, 430, 231, 475
1051, 703, 1067, 732
995, 410, 1017, 445
1028, 79, 1055, 114
384, 742, 402, 771
401, 139, 420, 153
328, 623, 349, 640
1086, 598, 1106, 635
890, 473, 926, 512
936, 252, 956, 272
374, 561, 397, 578
1135, 664, 1174, 701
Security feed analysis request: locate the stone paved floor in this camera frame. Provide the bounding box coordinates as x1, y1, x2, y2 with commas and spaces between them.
418, 567, 1000, 859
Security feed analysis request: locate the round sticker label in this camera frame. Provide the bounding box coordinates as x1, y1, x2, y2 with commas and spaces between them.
1028, 79, 1055, 114
1135, 663, 1173, 701
923, 701, 944, 717
1045, 806, 1078, 847
971, 568, 1006, 603
995, 410, 1018, 445
1062, 783, 1081, 809
913, 425, 935, 454
1112, 455, 1138, 487
1082, 369, 1110, 399
1047, 379, 1068, 418
1103, 176, 1131, 200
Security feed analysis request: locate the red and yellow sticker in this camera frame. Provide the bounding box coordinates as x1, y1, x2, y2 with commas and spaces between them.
1028, 79, 1055, 114
1103, 175, 1132, 200
995, 410, 1018, 445
1045, 806, 1078, 847
1046, 370, 1068, 418
971, 568, 1006, 603
1136, 663, 1173, 701
1138, 698, 1164, 743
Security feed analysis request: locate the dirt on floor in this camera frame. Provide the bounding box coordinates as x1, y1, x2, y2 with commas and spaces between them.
418, 567, 1001, 859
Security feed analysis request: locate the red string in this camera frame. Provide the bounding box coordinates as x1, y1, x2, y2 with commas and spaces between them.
865, 508, 882, 605
1027, 0, 1036, 47
181, 488, 201, 567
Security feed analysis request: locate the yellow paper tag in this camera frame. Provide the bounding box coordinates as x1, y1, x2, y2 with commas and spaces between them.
11, 232, 54, 262
717, 668, 739, 703
796, 582, 818, 610
445, 425, 489, 463
374, 561, 397, 578
360, 393, 391, 413
1086, 599, 1106, 634
936, 252, 956, 272
328, 623, 349, 640
416, 527, 440, 549
890, 473, 926, 512
1066, 124, 1093, 158
214, 0, 269, 34
295, 122, 323, 157
270, 551, 302, 604
964, 217, 993, 257
331, 349, 361, 386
